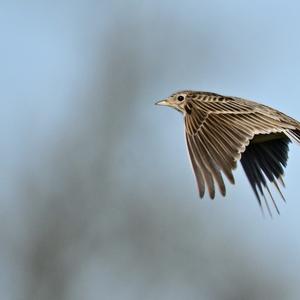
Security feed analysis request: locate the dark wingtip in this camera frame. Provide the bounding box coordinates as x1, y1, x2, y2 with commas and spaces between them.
199, 190, 205, 199
220, 188, 226, 197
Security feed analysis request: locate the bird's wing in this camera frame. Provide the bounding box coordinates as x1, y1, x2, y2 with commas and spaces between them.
184, 96, 299, 204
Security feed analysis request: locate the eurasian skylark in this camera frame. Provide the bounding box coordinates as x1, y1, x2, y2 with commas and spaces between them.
156, 91, 300, 215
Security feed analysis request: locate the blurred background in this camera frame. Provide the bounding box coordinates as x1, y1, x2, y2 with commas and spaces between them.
1, 1, 300, 299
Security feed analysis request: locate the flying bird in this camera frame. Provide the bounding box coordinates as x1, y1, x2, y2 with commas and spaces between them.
156, 90, 300, 215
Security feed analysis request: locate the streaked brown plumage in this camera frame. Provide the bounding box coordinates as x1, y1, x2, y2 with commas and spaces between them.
156, 90, 300, 215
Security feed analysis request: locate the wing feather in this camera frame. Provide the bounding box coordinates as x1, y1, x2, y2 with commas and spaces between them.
185, 134, 205, 198
189, 135, 215, 198
184, 94, 300, 214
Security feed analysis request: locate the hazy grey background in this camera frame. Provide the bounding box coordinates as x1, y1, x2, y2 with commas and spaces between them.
1, 1, 300, 299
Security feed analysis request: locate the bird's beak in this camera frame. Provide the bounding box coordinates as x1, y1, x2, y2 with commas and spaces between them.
155, 99, 169, 106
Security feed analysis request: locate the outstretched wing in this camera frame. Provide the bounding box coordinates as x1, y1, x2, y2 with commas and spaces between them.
184, 95, 299, 213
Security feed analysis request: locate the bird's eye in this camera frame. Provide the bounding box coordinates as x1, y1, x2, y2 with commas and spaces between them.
177, 95, 184, 101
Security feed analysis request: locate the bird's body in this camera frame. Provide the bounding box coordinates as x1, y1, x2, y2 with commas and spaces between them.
156, 90, 300, 215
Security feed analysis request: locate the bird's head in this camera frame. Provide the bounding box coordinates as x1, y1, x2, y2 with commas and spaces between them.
155, 91, 192, 113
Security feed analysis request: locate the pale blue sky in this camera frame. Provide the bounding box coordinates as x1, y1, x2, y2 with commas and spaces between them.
1, 1, 300, 299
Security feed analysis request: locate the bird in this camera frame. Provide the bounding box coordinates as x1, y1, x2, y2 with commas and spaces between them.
156, 90, 300, 215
